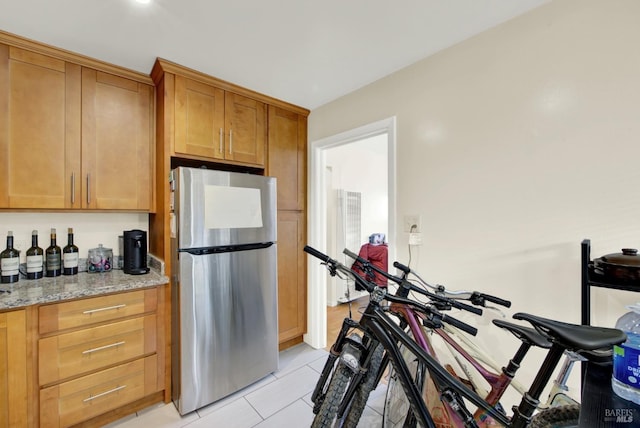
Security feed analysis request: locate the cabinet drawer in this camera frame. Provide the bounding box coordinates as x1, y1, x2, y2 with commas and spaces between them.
40, 354, 158, 428
39, 315, 156, 386
39, 288, 157, 334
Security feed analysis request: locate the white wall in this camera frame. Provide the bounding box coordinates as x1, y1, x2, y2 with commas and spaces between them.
326, 134, 389, 243
0, 213, 148, 261
309, 0, 640, 399
324, 134, 389, 305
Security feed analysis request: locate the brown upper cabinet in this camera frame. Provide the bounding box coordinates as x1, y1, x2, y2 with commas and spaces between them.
153, 59, 266, 168
0, 38, 154, 211
0, 45, 81, 209
174, 76, 265, 166
268, 106, 307, 211
81, 69, 154, 210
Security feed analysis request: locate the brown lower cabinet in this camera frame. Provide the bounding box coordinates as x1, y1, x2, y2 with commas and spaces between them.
37, 288, 163, 428
0, 309, 28, 428
277, 211, 307, 347
40, 355, 158, 428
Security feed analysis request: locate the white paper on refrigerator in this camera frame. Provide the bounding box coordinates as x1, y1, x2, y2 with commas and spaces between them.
204, 185, 263, 229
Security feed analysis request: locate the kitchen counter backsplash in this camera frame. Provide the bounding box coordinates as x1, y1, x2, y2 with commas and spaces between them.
0, 268, 168, 310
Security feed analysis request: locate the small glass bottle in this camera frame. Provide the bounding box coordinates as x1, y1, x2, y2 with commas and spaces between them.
26, 230, 44, 280
0, 231, 20, 283
45, 228, 62, 277
63, 228, 79, 275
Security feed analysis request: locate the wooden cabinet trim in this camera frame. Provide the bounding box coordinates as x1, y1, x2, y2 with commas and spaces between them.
0, 29, 153, 85
152, 58, 309, 116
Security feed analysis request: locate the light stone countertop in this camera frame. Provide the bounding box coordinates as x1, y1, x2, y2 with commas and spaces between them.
0, 269, 169, 310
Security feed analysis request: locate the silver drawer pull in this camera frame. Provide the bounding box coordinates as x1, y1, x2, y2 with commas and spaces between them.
83, 385, 126, 403
83, 304, 126, 315
82, 341, 125, 355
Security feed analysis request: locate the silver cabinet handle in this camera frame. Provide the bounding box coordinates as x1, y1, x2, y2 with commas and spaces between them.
83, 385, 126, 402
229, 129, 233, 153
83, 304, 126, 315
86, 173, 91, 205
219, 128, 223, 153
71, 172, 75, 205
82, 341, 125, 355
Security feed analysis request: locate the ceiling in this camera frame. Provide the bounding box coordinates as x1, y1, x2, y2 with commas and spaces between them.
0, 0, 549, 110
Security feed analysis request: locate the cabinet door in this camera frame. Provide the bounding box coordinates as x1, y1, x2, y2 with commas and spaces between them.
225, 92, 266, 166
0, 310, 28, 428
81, 69, 153, 210
174, 75, 225, 160
268, 106, 307, 211
277, 211, 306, 344
0, 45, 81, 209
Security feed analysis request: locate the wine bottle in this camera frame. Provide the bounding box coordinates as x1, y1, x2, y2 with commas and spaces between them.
63, 228, 79, 275
26, 230, 44, 280
0, 231, 20, 283
45, 228, 62, 277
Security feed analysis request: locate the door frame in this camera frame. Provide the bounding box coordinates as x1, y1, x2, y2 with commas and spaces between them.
305, 116, 397, 348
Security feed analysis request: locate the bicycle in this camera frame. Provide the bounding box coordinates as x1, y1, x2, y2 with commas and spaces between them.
369, 261, 594, 426
345, 247, 619, 428
343, 248, 565, 427
307, 245, 484, 427
306, 245, 627, 427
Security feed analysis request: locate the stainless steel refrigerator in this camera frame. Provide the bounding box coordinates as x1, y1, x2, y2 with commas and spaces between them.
170, 167, 278, 415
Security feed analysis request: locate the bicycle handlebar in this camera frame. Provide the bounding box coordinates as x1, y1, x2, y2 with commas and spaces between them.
343, 248, 482, 316
303, 245, 332, 263
305, 245, 478, 336
441, 313, 478, 336
471, 292, 511, 308
393, 261, 411, 274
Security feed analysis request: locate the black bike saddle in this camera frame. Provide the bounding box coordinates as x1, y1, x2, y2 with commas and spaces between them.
513, 312, 627, 351
492, 319, 552, 349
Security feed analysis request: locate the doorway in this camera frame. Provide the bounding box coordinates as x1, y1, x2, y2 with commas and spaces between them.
306, 117, 396, 349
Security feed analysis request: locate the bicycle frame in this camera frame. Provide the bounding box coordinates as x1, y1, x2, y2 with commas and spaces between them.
306, 245, 596, 428
365, 300, 512, 427
388, 300, 515, 427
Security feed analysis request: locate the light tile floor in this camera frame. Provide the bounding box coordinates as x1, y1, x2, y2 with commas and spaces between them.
106, 343, 387, 428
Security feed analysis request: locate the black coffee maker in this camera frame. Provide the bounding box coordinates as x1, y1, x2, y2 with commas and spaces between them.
123, 229, 150, 275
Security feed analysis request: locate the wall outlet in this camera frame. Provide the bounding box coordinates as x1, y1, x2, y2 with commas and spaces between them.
403, 215, 421, 233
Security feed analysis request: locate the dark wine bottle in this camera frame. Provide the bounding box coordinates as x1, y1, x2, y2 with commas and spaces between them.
63, 228, 79, 275
26, 230, 44, 280
0, 231, 20, 283
45, 228, 62, 277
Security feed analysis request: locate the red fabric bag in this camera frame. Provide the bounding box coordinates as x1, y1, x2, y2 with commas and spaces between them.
351, 242, 388, 288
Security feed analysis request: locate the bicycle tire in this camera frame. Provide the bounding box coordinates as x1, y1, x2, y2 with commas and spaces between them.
383, 334, 426, 428
311, 362, 355, 428
312, 353, 340, 414
528, 404, 580, 428
342, 342, 385, 428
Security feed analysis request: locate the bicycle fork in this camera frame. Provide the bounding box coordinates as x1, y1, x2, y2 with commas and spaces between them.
311, 317, 363, 405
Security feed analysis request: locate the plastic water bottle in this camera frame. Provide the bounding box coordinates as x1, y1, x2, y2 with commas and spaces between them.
612, 303, 640, 404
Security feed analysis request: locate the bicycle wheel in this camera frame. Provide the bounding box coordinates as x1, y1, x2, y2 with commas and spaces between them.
342, 342, 385, 428
311, 362, 355, 428
382, 334, 426, 428
528, 404, 580, 428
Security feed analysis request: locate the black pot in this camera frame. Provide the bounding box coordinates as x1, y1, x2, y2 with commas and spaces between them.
593, 248, 640, 282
